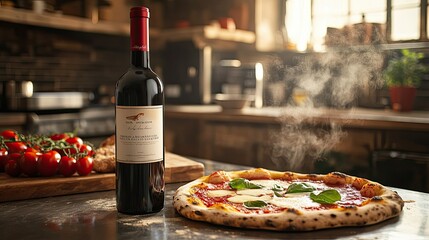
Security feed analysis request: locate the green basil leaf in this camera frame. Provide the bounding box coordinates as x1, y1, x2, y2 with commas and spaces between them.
229, 178, 262, 190
243, 200, 267, 209
310, 189, 341, 204
286, 183, 315, 194
271, 184, 284, 192
274, 191, 284, 197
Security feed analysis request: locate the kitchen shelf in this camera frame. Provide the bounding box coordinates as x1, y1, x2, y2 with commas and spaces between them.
158, 25, 256, 49
0, 7, 132, 36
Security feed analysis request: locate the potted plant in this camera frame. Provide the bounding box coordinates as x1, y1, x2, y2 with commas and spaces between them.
383, 49, 427, 111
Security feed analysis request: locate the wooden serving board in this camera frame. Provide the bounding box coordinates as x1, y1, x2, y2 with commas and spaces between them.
0, 152, 204, 202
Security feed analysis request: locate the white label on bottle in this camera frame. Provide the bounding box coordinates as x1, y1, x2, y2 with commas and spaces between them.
116, 105, 163, 164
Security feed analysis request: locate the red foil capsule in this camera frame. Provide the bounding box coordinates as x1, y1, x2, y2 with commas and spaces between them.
130, 7, 149, 52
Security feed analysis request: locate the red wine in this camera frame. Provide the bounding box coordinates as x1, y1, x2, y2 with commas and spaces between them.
115, 6, 164, 214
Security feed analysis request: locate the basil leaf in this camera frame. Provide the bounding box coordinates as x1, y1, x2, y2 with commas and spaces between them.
271, 184, 284, 192
286, 183, 315, 194
274, 191, 284, 197
310, 189, 341, 204
229, 178, 262, 190
243, 200, 267, 209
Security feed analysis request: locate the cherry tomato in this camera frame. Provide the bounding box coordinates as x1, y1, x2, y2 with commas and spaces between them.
7, 152, 22, 162
59, 156, 77, 177
50, 133, 70, 141
0, 148, 8, 172
25, 147, 40, 154
5, 159, 21, 177
20, 151, 39, 177
1, 130, 18, 141
38, 150, 61, 177
62, 137, 83, 155
66, 137, 83, 148
76, 156, 93, 176
6, 141, 27, 154
79, 144, 94, 157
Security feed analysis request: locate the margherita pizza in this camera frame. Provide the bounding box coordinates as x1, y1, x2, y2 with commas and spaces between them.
173, 168, 404, 231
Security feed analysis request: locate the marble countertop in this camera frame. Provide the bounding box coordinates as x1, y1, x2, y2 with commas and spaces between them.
0, 159, 428, 240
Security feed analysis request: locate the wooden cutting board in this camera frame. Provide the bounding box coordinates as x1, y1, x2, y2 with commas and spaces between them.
0, 152, 204, 202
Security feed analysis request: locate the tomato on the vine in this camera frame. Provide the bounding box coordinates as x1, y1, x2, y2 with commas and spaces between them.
5, 159, 20, 177
20, 151, 40, 177
50, 133, 70, 141
6, 141, 27, 154
0, 148, 8, 172
66, 137, 83, 148
79, 144, 94, 157
76, 156, 93, 176
38, 150, 61, 177
1, 130, 18, 141
59, 156, 77, 177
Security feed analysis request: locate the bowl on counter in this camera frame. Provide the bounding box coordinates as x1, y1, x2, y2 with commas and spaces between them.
214, 94, 252, 110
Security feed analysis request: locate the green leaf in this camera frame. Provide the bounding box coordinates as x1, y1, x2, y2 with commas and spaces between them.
243, 200, 267, 209
229, 178, 262, 190
274, 191, 284, 197
310, 189, 341, 204
271, 184, 284, 192
286, 183, 315, 194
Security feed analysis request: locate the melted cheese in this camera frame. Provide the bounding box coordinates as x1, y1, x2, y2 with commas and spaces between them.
269, 193, 320, 209
227, 195, 272, 203
237, 189, 274, 196
248, 180, 290, 189
207, 190, 236, 198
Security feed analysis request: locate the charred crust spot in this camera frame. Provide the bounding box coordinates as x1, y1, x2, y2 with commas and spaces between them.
288, 219, 294, 223
391, 206, 399, 215
371, 196, 383, 201
265, 220, 275, 227
223, 220, 232, 226
345, 212, 351, 217
242, 217, 248, 221
313, 218, 318, 221
301, 220, 306, 224
330, 214, 337, 218
194, 210, 203, 216
191, 201, 198, 205
343, 205, 358, 210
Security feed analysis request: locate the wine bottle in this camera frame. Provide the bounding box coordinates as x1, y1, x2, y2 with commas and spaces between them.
115, 6, 165, 215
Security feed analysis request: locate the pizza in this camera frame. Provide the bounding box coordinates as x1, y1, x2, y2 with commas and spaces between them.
173, 168, 404, 231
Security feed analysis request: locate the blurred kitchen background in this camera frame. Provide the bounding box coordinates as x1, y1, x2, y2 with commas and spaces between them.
1, 0, 429, 192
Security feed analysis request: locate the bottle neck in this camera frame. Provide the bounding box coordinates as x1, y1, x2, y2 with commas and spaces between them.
130, 12, 149, 68
131, 51, 150, 68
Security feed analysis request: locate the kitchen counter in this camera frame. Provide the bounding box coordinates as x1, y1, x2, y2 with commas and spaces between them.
166, 105, 429, 132
0, 159, 428, 240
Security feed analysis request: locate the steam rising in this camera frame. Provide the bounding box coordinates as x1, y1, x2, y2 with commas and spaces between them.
270, 46, 385, 171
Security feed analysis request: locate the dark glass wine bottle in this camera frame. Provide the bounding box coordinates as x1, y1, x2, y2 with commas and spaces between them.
115, 6, 165, 215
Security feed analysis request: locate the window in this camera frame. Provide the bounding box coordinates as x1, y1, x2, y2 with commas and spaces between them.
285, 0, 425, 52
391, 0, 420, 41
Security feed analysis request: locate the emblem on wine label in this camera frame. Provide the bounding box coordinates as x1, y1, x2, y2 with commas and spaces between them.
126, 113, 145, 121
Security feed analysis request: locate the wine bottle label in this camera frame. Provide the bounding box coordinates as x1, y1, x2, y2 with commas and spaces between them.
116, 105, 163, 164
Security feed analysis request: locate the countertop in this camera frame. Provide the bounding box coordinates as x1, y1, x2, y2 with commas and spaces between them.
0, 159, 428, 240
166, 105, 429, 131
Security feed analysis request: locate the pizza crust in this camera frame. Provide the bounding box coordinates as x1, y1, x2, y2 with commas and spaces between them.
173, 169, 404, 231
